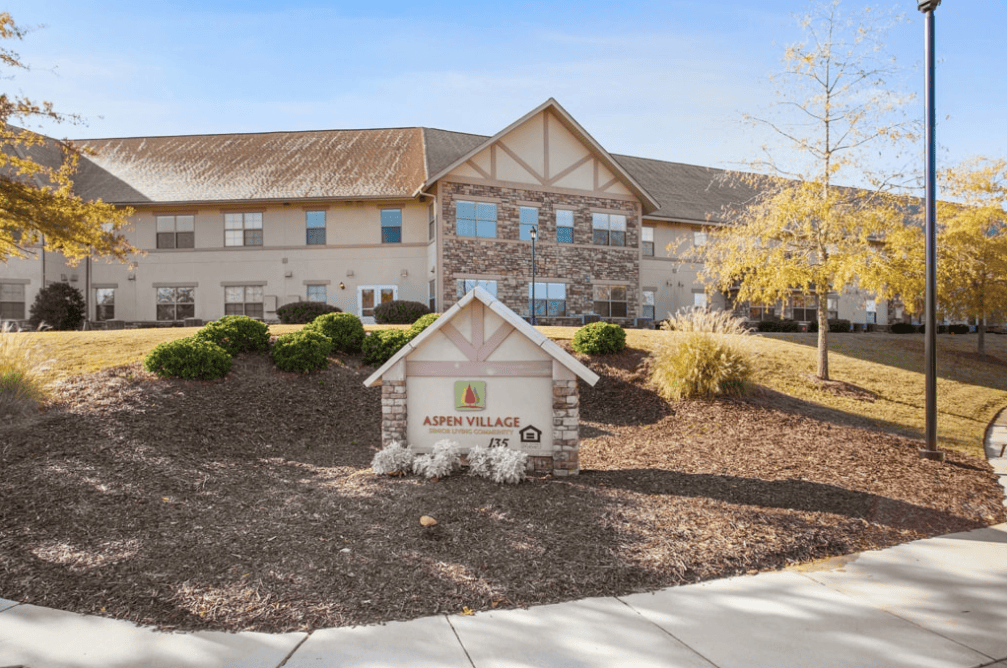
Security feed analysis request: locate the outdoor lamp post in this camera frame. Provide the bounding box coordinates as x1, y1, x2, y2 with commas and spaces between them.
530, 226, 538, 326
918, 0, 944, 460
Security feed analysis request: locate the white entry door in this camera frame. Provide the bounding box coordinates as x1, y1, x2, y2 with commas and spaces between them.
358, 285, 397, 323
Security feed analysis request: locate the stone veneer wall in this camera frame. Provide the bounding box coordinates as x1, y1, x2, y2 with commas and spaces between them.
440, 181, 640, 326
380, 380, 407, 447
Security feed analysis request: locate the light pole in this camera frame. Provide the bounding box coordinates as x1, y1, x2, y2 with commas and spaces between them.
918, 0, 944, 461
530, 226, 538, 325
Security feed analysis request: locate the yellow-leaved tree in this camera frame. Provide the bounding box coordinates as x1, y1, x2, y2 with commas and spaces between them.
684, 0, 916, 380
0, 13, 134, 264
937, 157, 1007, 356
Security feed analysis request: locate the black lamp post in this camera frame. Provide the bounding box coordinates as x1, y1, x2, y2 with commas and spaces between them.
918, 0, 944, 461
530, 226, 538, 325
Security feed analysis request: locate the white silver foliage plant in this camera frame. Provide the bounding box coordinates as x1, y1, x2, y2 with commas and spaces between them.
412, 439, 461, 479
370, 440, 414, 476
467, 445, 528, 484
465, 445, 494, 478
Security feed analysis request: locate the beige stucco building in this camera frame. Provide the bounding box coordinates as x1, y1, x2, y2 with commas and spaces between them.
0, 99, 887, 329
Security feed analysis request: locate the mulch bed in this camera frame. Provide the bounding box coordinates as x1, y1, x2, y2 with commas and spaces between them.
0, 347, 1003, 633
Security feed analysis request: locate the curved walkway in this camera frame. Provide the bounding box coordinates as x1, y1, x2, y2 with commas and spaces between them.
2, 416, 1006, 668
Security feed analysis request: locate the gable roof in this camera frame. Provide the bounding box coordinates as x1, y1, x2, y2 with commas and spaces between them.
421, 98, 661, 213
363, 286, 600, 388
74, 128, 428, 205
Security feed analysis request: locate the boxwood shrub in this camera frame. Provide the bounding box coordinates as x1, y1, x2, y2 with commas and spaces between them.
756, 319, 801, 333
272, 329, 333, 373
407, 313, 440, 338
571, 321, 626, 355
193, 315, 270, 357
373, 300, 431, 325
809, 319, 852, 333
890, 322, 918, 334
275, 301, 341, 324
949, 324, 970, 335
143, 337, 232, 380
305, 312, 366, 353
362, 329, 411, 366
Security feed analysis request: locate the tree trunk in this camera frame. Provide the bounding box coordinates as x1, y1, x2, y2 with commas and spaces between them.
817, 297, 829, 380
977, 318, 986, 357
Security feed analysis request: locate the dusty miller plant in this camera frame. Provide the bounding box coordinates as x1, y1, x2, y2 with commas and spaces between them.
412, 439, 461, 480
370, 441, 414, 476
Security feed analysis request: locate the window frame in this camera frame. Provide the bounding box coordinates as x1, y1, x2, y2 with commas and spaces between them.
641, 226, 655, 257
156, 286, 195, 322
95, 288, 115, 321
224, 212, 263, 247
456, 279, 498, 298
641, 289, 656, 320
0, 282, 26, 320
224, 285, 264, 319
593, 284, 628, 318
156, 215, 195, 250
381, 208, 402, 244
556, 209, 574, 244
529, 282, 567, 318
456, 200, 498, 239
358, 285, 397, 320
306, 285, 327, 303
592, 213, 627, 247
306, 210, 326, 246
519, 206, 539, 241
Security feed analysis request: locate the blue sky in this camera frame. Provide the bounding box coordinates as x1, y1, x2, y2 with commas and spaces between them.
5, 0, 1004, 184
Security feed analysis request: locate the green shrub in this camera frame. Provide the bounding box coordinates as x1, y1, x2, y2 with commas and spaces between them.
28, 283, 86, 331
571, 322, 626, 355
373, 300, 431, 325
143, 337, 232, 380
809, 319, 852, 333
407, 313, 440, 338
275, 301, 341, 324
272, 329, 333, 373
193, 315, 270, 357
362, 329, 411, 366
949, 324, 970, 335
651, 331, 752, 400
305, 312, 366, 354
0, 322, 54, 418
890, 322, 917, 334
756, 319, 801, 333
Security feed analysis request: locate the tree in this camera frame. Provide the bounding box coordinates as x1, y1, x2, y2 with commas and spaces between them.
28, 282, 86, 330
0, 13, 134, 264
684, 0, 915, 380
936, 157, 1007, 356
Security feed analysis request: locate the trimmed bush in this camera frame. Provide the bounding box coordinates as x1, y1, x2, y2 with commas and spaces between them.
651, 331, 752, 400
918, 324, 953, 334
756, 319, 801, 333
362, 328, 411, 366
571, 321, 626, 355
407, 313, 441, 338
809, 319, 852, 333
143, 337, 232, 380
890, 322, 918, 334
373, 300, 431, 325
275, 301, 341, 324
271, 329, 333, 373
305, 313, 365, 354
949, 324, 970, 335
28, 283, 86, 331
193, 315, 270, 357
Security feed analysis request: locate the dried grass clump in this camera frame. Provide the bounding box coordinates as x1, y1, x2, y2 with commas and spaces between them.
0, 322, 55, 418
651, 330, 753, 400
661, 307, 752, 335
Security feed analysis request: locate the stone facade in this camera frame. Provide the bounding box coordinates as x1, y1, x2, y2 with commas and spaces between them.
551, 378, 580, 476
439, 181, 641, 327
380, 380, 407, 447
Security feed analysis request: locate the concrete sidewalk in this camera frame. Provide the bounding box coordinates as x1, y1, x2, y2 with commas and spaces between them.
2, 414, 1006, 668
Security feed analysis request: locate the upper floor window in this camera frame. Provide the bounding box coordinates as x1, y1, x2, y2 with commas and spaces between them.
556, 209, 574, 243
456, 201, 497, 238
428, 202, 436, 241
306, 211, 326, 245
95, 288, 115, 321
224, 212, 263, 247
642, 226, 655, 257
519, 206, 538, 241
593, 285, 627, 318
693, 231, 708, 247
0, 283, 25, 320
225, 285, 264, 319
381, 209, 402, 244
457, 279, 498, 297
156, 215, 194, 249
530, 282, 566, 317
592, 213, 626, 246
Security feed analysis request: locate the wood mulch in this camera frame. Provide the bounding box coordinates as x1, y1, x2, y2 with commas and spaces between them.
0, 347, 1003, 633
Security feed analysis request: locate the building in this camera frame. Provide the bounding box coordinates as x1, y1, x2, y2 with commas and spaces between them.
0, 99, 886, 329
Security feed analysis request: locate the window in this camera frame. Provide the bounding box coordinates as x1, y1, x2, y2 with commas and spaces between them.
225, 286, 264, 319
306, 211, 326, 245
429, 279, 437, 312
381, 209, 402, 244
456, 279, 497, 297
749, 302, 777, 321
95, 288, 115, 321
556, 209, 574, 243
693, 292, 708, 309
156, 215, 194, 249
693, 231, 708, 247
306, 285, 327, 303
428, 202, 436, 241
866, 299, 877, 324
592, 213, 626, 246
156, 287, 195, 321
593, 285, 627, 318
456, 201, 497, 238
530, 282, 566, 317
828, 296, 839, 320
224, 212, 263, 247
0, 283, 25, 320
791, 294, 816, 321
360, 286, 396, 319
519, 206, 538, 241
642, 227, 655, 257
642, 290, 655, 320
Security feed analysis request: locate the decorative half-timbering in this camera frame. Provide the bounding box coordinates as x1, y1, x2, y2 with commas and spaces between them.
363, 286, 599, 476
